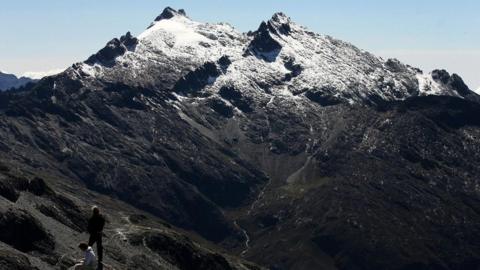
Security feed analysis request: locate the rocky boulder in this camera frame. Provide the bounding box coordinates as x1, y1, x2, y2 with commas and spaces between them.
0, 208, 55, 254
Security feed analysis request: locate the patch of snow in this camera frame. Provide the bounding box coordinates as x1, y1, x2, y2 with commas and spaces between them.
278, 85, 294, 97
171, 92, 188, 101
61, 147, 72, 154
266, 96, 275, 106
80, 64, 98, 77
417, 73, 443, 95
139, 16, 210, 47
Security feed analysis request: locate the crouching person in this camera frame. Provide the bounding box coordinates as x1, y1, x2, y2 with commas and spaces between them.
72, 242, 97, 270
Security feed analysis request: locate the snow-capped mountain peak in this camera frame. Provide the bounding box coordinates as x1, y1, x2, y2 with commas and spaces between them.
270, 12, 291, 23
267, 12, 294, 35
74, 7, 477, 108
139, 11, 212, 48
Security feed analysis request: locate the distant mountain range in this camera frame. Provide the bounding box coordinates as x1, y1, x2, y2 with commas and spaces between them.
0, 7, 479, 270
0, 71, 36, 90
0, 69, 64, 91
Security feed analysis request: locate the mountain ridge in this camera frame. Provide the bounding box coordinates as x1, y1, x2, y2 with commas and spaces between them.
0, 7, 479, 270
0, 71, 36, 91
72, 7, 477, 106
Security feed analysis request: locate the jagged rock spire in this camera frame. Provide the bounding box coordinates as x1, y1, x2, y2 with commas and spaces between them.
267, 12, 293, 35
245, 12, 294, 58
154, 7, 187, 21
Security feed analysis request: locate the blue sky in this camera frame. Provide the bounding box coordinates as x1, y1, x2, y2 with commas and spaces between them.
1, 0, 479, 89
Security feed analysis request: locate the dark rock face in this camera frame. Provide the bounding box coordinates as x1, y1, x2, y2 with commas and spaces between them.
0, 181, 19, 202
0, 175, 87, 235
36, 194, 88, 233
247, 21, 282, 61
85, 38, 126, 65
219, 85, 254, 113
120, 31, 139, 49
245, 12, 292, 62
431, 69, 451, 84
0, 175, 57, 202
207, 97, 234, 118
241, 97, 480, 270
0, 250, 39, 270
174, 62, 221, 95
431, 69, 471, 96
449, 73, 471, 96
268, 13, 292, 35
283, 58, 302, 82
218, 55, 232, 68
0, 209, 55, 254
155, 7, 187, 21
27, 177, 54, 196
135, 232, 234, 270
305, 87, 342, 106
385, 58, 408, 73
85, 32, 137, 66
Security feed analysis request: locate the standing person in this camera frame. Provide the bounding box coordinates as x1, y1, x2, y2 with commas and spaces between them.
71, 242, 97, 270
88, 206, 105, 270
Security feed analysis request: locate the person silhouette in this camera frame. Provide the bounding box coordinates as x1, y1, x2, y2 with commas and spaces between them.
87, 206, 105, 270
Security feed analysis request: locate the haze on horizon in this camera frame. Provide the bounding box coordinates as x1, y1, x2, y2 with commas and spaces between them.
1, 0, 479, 91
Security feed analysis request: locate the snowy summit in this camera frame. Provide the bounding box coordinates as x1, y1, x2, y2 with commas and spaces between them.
71, 7, 476, 108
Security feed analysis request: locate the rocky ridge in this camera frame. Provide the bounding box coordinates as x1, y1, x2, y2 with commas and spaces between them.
0, 7, 479, 270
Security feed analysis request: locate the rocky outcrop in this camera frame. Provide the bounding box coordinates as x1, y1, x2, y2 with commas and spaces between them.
0, 208, 54, 254
304, 86, 342, 106
218, 85, 254, 113
154, 6, 187, 21
0, 250, 39, 270
385, 58, 409, 73
85, 32, 138, 66
247, 21, 283, 61
431, 69, 471, 96
282, 58, 303, 82
135, 232, 233, 270
207, 97, 234, 118
174, 61, 221, 95
267, 12, 293, 36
